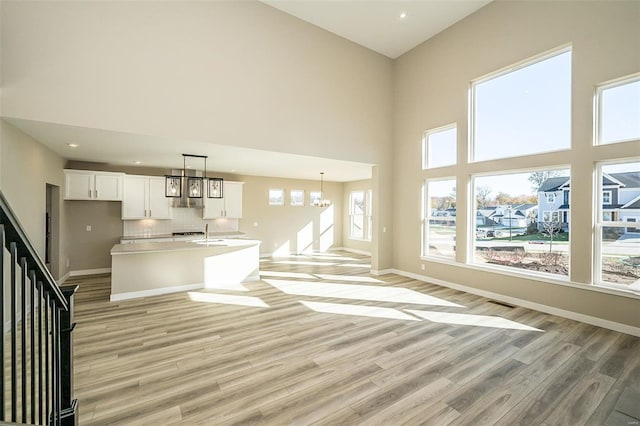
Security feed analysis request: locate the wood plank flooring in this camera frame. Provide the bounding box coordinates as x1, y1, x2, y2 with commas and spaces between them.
66, 251, 640, 425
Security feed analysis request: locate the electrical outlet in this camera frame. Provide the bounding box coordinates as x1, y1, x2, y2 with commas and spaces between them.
383, 226, 387, 233
86, 225, 92, 231
421, 264, 425, 271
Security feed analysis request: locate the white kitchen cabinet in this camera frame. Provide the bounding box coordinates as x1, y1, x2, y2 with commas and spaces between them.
64, 170, 124, 201
203, 181, 243, 219
122, 175, 172, 219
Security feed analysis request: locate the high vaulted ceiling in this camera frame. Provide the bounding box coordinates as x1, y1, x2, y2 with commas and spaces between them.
261, 0, 492, 58
3, 0, 492, 182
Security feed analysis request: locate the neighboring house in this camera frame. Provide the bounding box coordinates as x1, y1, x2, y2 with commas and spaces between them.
476, 204, 538, 229
538, 172, 640, 234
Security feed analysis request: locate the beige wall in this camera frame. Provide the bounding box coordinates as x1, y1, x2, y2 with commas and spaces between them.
393, 1, 640, 328
0, 1, 393, 165
0, 119, 68, 280
65, 201, 122, 271
342, 179, 372, 254
238, 175, 343, 256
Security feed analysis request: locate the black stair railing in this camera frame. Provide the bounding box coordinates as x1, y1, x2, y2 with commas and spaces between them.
0, 190, 78, 425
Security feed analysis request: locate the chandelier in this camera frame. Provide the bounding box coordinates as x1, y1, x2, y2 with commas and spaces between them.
165, 154, 224, 199
311, 172, 331, 207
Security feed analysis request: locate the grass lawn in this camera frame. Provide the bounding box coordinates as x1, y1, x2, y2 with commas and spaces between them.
493, 232, 569, 242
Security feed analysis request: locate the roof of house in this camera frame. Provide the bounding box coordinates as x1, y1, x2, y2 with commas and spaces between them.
610, 172, 640, 188
539, 171, 640, 192
539, 177, 569, 192
622, 194, 640, 209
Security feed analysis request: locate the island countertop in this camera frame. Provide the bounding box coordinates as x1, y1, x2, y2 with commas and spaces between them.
110, 239, 262, 301
111, 238, 260, 255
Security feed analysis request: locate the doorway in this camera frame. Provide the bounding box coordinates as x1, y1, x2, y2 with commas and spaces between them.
45, 184, 60, 278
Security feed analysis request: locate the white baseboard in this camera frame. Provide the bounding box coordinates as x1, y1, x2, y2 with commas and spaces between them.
110, 283, 204, 302
69, 267, 111, 277
388, 268, 640, 337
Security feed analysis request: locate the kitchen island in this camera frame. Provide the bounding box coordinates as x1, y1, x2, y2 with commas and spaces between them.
110, 239, 261, 301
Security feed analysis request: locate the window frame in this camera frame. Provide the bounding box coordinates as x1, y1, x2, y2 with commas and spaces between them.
348, 190, 367, 240
594, 160, 640, 292
290, 189, 305, 206
594, 73, 640, 146
602, 190, 612, 205
470, 167, 571, 279
268, 188, 285, 206
422, 123, 457, 169
422, 177, 457, 260
469, 45, 572, 163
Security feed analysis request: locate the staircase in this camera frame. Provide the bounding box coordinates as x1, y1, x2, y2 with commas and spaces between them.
1, 191, 77, 425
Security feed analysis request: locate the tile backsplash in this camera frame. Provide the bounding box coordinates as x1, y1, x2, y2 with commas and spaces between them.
123, 208, 239, 237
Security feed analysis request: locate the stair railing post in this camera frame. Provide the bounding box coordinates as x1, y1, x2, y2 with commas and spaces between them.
59, 285, 79, 426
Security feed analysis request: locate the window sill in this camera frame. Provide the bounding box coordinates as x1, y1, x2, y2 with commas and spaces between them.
348, 237, 371, 242
419, 257, 640, 300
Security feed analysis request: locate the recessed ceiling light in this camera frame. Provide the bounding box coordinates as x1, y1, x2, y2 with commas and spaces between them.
67, 143, 79, 148
231, 169, 236, 173
134, 160, 142, 165
399, 12, 407, 19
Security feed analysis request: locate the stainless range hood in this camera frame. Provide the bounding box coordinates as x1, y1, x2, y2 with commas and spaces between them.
171, 168, 204, 209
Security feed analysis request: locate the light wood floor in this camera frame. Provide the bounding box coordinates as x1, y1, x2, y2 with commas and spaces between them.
68, 251, 640, 425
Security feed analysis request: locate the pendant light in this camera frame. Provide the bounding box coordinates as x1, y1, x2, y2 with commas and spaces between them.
164, 154, 224, 199
312, 172, 331, 207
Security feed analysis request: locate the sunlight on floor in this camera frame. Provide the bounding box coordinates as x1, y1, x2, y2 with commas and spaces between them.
272, 260, 337, 266
314, 274, 383, 283
301, 300, 420, 321
188, 292, 269, 308
260, 271, 316, 279
264, 279, 463, 307
339, 263, 372, 268
201, 282, 250, 292
405, 310, 543, 331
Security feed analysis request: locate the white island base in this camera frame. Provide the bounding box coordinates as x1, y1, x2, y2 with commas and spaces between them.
110, 239, 261, 301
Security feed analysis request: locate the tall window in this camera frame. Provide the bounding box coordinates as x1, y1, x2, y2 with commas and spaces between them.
472, 48, 571, 162
472, 169, 570, 277
423, 124, 457, 168
347, 190, 373, 241
367, 189, 373, 241
423, 179, 457, 259
596, 74, 640, 145
596, 161, 640, 290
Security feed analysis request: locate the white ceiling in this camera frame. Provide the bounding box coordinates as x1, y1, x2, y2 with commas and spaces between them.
5, 1, 491, 182
261, 0, 492, 59
5, 118, 373, 182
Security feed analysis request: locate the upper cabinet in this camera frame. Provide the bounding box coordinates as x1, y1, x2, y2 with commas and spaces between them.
64, 170, 124, 201
122, 175, 172, 220
203, 181, 243, 219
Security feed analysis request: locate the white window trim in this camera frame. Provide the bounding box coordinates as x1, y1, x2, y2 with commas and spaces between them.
470, 169, 571, 279
602, 190, 612, 205
469, 44, 572, 163
348, 190, 369, 241
290, 189, 305, 206
546, 193, 556, 203
268, 188, 285, 206
422, 123, 457, 170
594, 72, 640, 146
423, 178, 457, 260
594, 160, 640, 288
